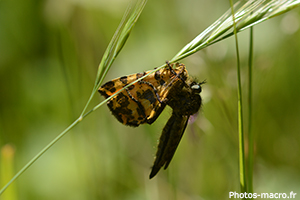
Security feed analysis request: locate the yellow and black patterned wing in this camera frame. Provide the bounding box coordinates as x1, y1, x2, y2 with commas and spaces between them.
98, 64, 188, 127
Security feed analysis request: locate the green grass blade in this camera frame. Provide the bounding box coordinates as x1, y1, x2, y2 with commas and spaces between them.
81, 0, 147, 116
0, 145, 17, 200
230, 0, 247, 194
170, 0, 300, 62
247, 27, 254, 193
0, 0, 147, 195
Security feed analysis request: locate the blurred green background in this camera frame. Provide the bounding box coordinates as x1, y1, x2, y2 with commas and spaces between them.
1, 0, 300, 199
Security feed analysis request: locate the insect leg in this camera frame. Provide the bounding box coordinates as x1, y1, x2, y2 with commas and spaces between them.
160, 62, 189, 97
139, 80, 163, 104
146, 102, 166, 125
165, 61, 187, 84
125, 88, 147, 119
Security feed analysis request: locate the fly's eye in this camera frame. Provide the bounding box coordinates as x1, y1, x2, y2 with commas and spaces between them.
191, 83, 202, 93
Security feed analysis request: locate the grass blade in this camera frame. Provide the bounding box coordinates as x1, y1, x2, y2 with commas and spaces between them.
170, 0, 300, 62
0, 0, 147, 195
247, 27, 254, 193
229, 0, 247, 194
81, 0, 147, 116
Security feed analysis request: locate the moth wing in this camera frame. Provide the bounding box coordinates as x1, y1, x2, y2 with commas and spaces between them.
98, 64, 188, 127
98, 72, 154, 126
99, 72, 149, 98
105, 81, 161, 127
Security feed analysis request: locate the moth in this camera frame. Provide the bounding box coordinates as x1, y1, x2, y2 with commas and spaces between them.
98, 62, 204, 178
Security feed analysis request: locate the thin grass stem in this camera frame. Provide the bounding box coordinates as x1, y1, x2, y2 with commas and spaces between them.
0, 118, 81, 195
247, 27, 254, 193
230, 0, 247, 194
0, 0, 147, 195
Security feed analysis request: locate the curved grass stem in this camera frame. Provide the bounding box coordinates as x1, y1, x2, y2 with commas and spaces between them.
0, 0, 147, 195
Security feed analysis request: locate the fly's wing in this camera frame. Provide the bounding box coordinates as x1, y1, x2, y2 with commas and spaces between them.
149, 112, 189, 179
